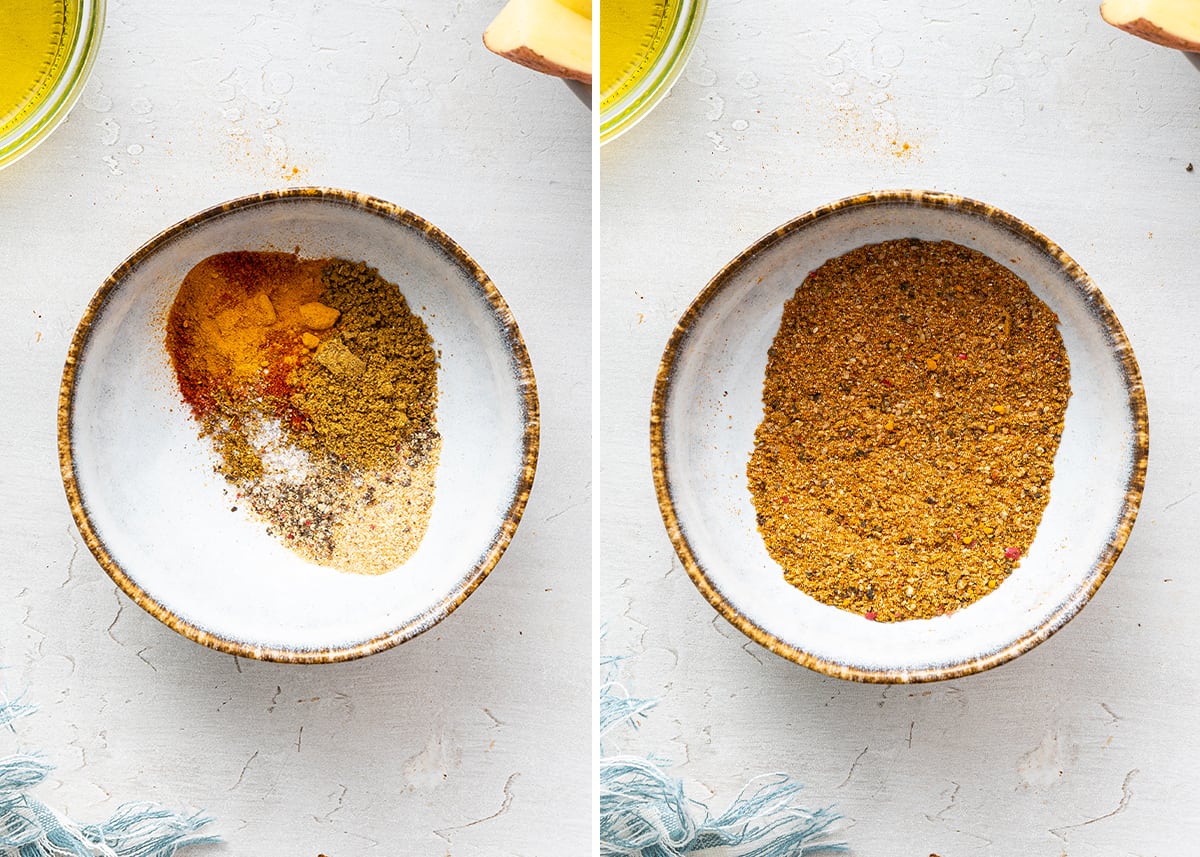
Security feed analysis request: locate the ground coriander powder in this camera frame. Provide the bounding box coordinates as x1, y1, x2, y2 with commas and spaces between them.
747, 238, 1071, 621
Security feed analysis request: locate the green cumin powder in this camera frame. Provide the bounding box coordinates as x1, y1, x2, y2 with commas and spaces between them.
290, 260, 439, 471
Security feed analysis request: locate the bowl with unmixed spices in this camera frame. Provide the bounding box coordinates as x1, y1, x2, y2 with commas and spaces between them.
652, 190, 1148, 683
59, 188, 538, 662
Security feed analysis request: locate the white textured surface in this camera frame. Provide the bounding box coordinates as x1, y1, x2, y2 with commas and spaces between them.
601, 1, 1198, 853
0, 1, 589, 854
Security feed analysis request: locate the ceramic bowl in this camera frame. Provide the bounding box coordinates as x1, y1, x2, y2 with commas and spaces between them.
59, 188, 538, 663
651, 190, 1148, 683
0, 0, 105, 170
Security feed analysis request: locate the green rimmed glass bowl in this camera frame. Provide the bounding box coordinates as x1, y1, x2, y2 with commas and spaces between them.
599, 0, 706, 145
0, 0, 106, 170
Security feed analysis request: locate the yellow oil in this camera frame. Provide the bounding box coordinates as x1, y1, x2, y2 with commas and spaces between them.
600, 0, 678, 109
0, 0, 77, 136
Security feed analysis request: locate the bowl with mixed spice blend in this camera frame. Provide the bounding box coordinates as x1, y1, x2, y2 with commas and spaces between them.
59, 188, 538, 662
652, 190, 1147, 682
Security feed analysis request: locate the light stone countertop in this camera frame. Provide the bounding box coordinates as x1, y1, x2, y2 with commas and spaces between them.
600, 1, 1198, 853
0, 2, 590, 854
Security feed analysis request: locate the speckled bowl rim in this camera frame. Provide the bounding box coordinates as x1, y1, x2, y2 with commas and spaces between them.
650, 189, 1149, 683
58, 187, 540, 664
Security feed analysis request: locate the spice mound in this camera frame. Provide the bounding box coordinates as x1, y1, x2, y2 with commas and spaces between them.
747, 239, 1071, 621
165, 251, 440, 575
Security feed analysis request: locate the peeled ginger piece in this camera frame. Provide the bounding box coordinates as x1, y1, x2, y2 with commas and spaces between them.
555, 0, 591, 17
484, 0, 593, 83
1101, 0, 1200, 52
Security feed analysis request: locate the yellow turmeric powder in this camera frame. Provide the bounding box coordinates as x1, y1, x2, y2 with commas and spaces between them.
165, 251, 341, 413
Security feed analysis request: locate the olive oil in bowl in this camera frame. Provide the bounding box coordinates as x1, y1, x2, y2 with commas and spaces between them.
1, 0, 77, 134
599, 0, 705, 143
600, 0, 676, 107
0, 0, 104, 168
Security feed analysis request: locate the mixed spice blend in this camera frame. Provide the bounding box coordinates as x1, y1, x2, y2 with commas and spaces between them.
748, 239, 1071, 621
165, 251, 439, 574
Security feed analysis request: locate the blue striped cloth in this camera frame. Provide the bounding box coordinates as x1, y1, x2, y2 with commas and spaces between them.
0, 693, 218, 857
600, 656, 844, 857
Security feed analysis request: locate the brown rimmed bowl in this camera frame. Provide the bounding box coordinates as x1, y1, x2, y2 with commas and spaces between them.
59, 188, 539, 663
651, 190, 1148, 683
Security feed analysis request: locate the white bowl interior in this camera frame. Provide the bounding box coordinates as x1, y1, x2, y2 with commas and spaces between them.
68, 195, 533, 656
660, 198, 1142, 679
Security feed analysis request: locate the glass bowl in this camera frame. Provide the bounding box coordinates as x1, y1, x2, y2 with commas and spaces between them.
599, 0, 707, 145
0, 0, 106, 170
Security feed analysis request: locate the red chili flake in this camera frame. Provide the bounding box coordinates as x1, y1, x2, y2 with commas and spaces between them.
956, 353, 967, 360
780, 495, 790, 504
286, 533, 295, 540
864, 611, 878, 621
1004, 546, 1021, 560
880, 378, 894, 387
